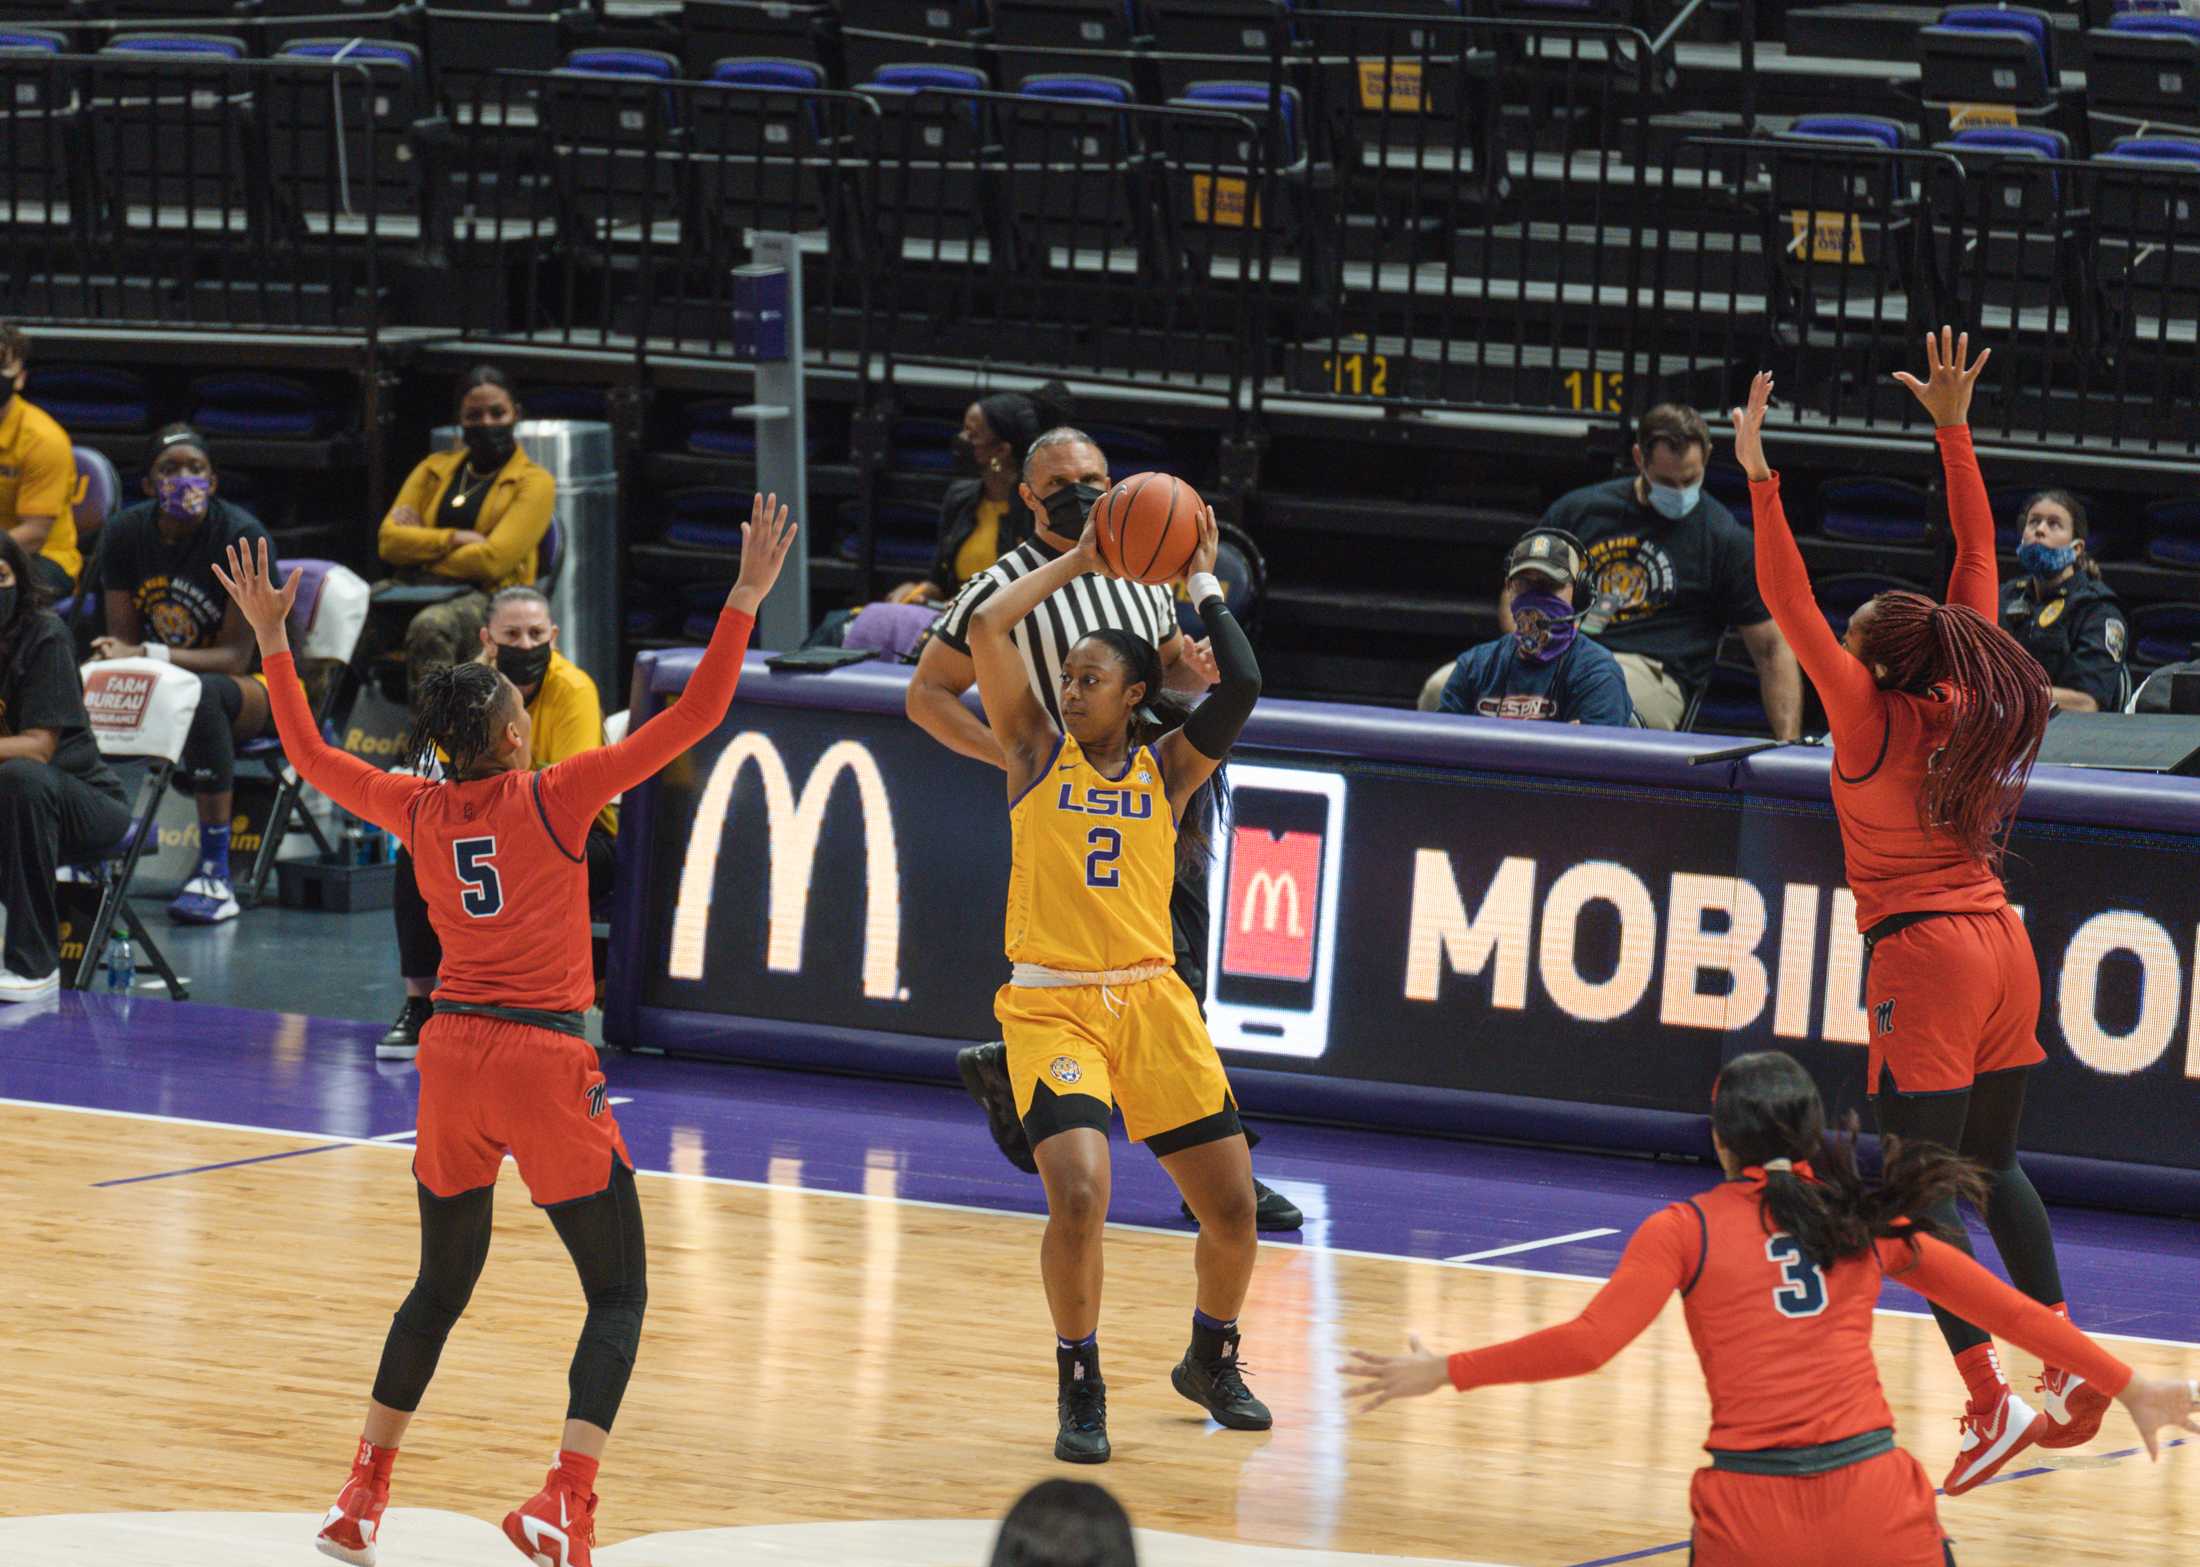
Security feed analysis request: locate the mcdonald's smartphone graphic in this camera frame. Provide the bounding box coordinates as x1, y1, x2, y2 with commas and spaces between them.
1205, 766, 1346, 1058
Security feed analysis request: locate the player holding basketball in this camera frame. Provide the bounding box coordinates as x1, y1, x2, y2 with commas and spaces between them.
967, 498, 1269, 1463
1733, 333, 2093, 1493
215, 500, 794, 1567
1346, 1051, 2200, 1567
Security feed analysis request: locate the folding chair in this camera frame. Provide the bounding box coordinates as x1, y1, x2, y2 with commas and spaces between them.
239, 561, 373, 906
69, 658, 201, 999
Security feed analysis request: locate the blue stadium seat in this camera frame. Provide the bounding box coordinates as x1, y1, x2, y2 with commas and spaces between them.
2093, 5, 2200, 134
841, 0, 987, 88
2101, 134, 2200, 167
2142, 497, 2200, 568
680, 0, 836, 82
1785, 114, 1906, 150
993, 0, 1144, 91
2129, 600, 2200, 672
272, 40, 428, 223
1936, 124, 2070, 216
838, 498, 940, 568
710, 56, 826, 91
860, 64, 994, 238
564, 47, 681, 80
1147, 0, 1286, 96
1019, 72, 1135, 106
1004, 75, 1148, 266
27, 367, 153, 432
690, 57, 837, 236
1816, 477, 1931, 544
101, 34, 249, 58
0, 27, 61, 51
1919, 6, 2057, 110
190, 374, 331, 438
551, 48, 687, 232
1177, 80, 1303, 165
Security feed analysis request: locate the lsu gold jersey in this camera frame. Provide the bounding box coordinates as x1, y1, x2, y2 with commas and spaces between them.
1005, 734, 1176, 973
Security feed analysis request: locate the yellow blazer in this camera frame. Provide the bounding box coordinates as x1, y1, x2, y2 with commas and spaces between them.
376, 444, 556, 591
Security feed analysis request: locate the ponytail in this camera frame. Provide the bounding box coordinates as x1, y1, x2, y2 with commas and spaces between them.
1853, 591, 2052, 868
1715, 1051, 1988, 1271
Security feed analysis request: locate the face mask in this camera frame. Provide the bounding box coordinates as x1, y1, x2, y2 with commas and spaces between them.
0, 584, 15, 625
2016, 540, 2076, 579
1645, 480, 1701, 520
1510, 588, 1579, 664
156, 472, 213, 524
463, 424, 516, 469
494, 640, 553, 689
1042, 481, 1105, 539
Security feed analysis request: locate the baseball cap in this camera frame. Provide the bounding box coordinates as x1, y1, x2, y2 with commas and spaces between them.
1505, 529, 1582, 587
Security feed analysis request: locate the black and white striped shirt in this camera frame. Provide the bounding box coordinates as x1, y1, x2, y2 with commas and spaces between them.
934, 537, 1180, 727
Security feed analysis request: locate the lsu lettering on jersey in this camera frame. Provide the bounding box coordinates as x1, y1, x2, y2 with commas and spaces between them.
1005, 734, 1175, 972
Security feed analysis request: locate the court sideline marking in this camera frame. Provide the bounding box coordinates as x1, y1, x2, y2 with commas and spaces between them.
1445, 1228, 1620, 1263
14, 1095, 2197, 1351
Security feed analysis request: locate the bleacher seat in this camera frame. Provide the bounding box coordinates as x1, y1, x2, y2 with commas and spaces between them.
1146, 0, 1284, 97
1816, 477, 1931, 544
1161, 80, 1312, 275
191, 373, 333, 438
0, 25, 60, 53
257, 0, 412, 50
680, 0, 837, 82
2129, 600, 2200, 673
860, 64, 994, 242
68, 658, 201, 999
994, 0, 1143, 91
841, 0, 986, 87
1008, 75, 1147, 262
2089, 13, 2200, 138
90, 36, 258, 238
424, 0, 571, 103
1919, 6, 2057, 113
837, 497, 938, 568
691, 59, 838, 240
550, 48, 687, 236
2143, 497, 2200, 568
2093, 134, 2200, 236
270, 40, 429, 226
1783, 114, 1907, 150
1937, 125, 2070, 223
29, 368, 152, 434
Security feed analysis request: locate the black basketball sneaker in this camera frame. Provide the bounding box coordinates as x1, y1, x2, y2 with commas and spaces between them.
1056, 1341, 1110, 1463
1172, 1333, 1273, 1431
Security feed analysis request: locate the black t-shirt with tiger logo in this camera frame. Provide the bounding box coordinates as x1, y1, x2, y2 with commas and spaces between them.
96, 498, 271, 653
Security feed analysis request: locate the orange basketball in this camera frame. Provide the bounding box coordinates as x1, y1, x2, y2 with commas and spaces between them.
1094, 473, 1204, 585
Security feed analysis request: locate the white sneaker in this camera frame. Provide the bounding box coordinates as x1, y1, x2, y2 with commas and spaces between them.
0, 968, 61, 1003
168, 873, 241, 925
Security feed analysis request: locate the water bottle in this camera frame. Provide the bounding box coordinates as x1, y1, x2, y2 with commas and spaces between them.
105, 935, 135, 994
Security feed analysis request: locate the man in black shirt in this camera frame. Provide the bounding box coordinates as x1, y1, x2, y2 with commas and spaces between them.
0, 532, 130, 1000
90, 425, 273, 925
1541, 404, 1802, 738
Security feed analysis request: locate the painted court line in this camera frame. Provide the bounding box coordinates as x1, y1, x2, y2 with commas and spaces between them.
19, 1097, 2200, 1352
1445, 1228, 1620, 1263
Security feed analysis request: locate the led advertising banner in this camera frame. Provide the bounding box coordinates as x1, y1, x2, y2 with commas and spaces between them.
631, 695, 2200, 1170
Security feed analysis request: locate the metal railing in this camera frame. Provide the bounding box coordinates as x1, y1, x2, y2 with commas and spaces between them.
0, 51, 394, 333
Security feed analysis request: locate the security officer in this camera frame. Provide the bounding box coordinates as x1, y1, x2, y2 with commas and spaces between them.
2000, 488, 2127, 713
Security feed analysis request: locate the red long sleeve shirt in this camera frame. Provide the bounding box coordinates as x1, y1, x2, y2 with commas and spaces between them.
1751, 426, 2008, 929
263, 608, 755, 1012
1449, 1176, 2131, 1453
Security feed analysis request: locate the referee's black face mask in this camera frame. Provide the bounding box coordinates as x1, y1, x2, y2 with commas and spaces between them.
1041, 482, 1104, 540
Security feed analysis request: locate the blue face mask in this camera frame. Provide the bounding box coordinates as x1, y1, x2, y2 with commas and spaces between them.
1511, 589, 1579, 665
1646, 480, 1701, 520
2016, 540, 2076, 579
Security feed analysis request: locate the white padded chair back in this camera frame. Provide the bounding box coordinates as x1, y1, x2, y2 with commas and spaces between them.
80, 659, 203, 763
298, 563, 372, 663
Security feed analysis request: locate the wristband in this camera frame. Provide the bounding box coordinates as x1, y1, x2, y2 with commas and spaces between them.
1187, 571, 1223, 607
144, 642, 171, 663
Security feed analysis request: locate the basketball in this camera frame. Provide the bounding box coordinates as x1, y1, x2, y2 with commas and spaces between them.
1095, 472, 1204, 585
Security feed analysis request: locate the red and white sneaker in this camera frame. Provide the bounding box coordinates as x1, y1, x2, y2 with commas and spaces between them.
503, 1471, 597, 1567
1943, 1387, 2048, 1495
314, 1470, 389, 1566
2035, 1366, 2113, 1449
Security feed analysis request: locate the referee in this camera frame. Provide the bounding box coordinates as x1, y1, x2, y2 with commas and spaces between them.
907, 425, 1302, 1232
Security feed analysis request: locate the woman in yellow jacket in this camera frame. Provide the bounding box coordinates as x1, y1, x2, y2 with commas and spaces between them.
377, 366, 556, 701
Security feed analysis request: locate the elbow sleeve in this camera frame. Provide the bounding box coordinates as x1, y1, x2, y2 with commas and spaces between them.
1181, 598, 1260, 760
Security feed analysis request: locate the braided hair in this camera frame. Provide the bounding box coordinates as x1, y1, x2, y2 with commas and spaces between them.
1714, 1050, 1986, 1271
1853, 592, 2051, 868
402, 661, 518, 778
1077, 627, 1229, 864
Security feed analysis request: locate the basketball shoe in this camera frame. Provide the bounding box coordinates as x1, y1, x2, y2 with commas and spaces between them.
504, 1467, 597, 1567
313, 1454, 389, 1566
2035, 1366, 2113, 1449
1173, 1334, 1273, 1431
957, 1042, 1037, 1174
1056, 1339, 1110, 1463
1943, 1386, 2046, 1494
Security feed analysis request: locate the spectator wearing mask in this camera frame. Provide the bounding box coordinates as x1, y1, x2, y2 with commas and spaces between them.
891, 381, 1076, 607
1542, 404, 1802, 737
0, 322, 84, 598
376, 366, 555, 703
988, 1479, 1138, 1567
1422, 528, 1634, 724
90, 424, 273, 925
0, 531, 130, 1001
377, 585, 615, 1059
2000, 489, 2127, 713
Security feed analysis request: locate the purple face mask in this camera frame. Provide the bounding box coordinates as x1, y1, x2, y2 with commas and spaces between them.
156, 472, 213, 524
1511, 588, 1579, 664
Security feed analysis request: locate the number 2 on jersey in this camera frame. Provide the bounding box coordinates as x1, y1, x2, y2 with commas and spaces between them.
1084, 826, 1122, 889
1765, 1233, 1828, 1318
453, 835, 503, 917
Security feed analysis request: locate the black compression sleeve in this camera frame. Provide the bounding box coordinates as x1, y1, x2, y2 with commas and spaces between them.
1182, 596, 1261, 761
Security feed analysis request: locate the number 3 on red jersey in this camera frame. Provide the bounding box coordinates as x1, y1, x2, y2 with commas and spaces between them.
454, 836, 503, 918
1766, 1233, 1828, 1318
